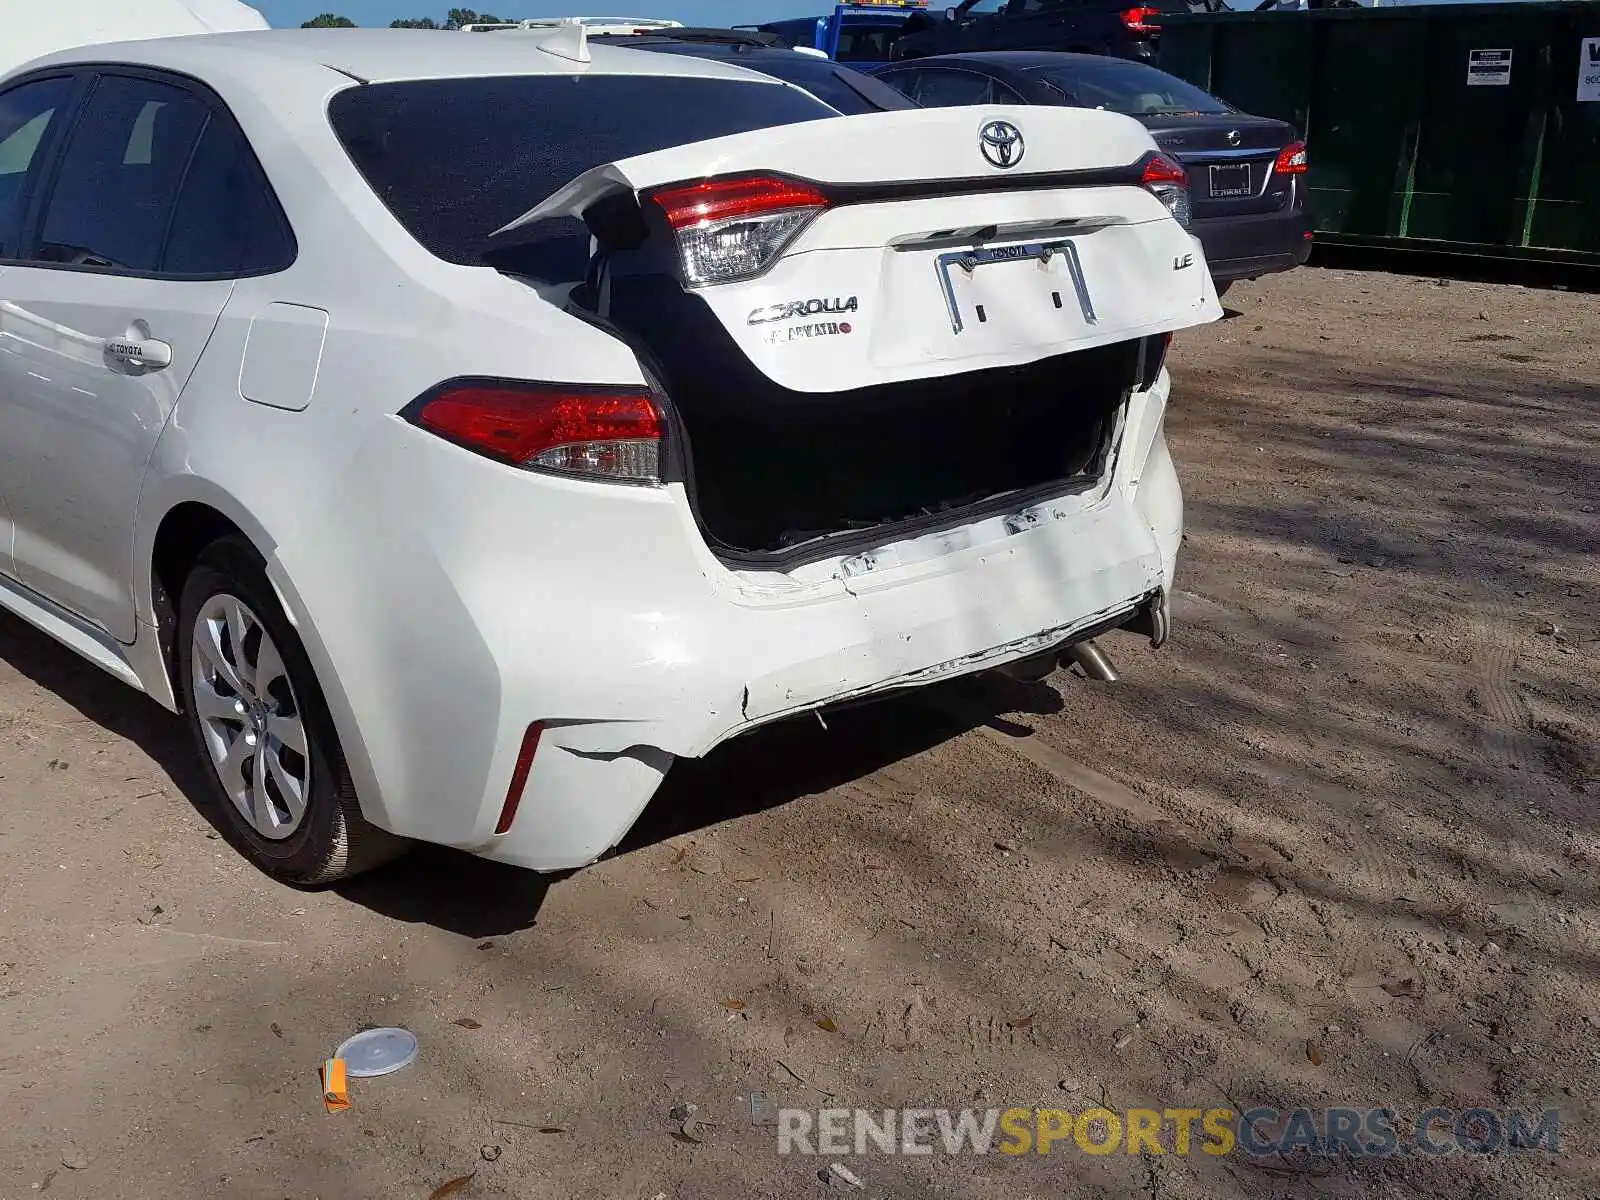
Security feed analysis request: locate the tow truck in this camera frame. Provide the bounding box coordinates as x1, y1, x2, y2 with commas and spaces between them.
745, 0, 935, 70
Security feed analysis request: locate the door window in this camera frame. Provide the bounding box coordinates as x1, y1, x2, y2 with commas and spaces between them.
36, 75, 210, 272
0, 76, 76, 260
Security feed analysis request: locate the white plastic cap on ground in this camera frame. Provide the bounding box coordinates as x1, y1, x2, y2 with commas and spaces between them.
335, 1027, 420, 1077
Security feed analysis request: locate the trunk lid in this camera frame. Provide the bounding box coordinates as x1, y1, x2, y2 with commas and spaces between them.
1145, 113, 1297, 220
497, 105, 1220, 393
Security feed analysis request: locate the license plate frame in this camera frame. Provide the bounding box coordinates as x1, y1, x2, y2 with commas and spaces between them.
934, 239, 1097, 336
1208, 162, 1253, 198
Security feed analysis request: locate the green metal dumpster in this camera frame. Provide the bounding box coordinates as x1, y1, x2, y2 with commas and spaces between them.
1159, 3, 1600, 265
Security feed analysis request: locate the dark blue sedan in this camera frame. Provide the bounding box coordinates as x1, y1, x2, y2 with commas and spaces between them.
875, 51, 1313, 292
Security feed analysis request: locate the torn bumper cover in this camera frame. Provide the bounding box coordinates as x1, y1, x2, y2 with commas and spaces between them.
477, 482, 1172, 871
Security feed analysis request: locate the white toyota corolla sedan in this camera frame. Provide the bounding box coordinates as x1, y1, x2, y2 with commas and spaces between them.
0, 27, 1219, 884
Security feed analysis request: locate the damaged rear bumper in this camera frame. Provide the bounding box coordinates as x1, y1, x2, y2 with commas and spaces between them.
729, 496, 1166, 735
472, 483, 1175, 870
273, 375, 1183, 872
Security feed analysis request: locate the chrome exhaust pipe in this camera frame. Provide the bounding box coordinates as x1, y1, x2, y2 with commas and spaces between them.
1063, 639, 1119, 682
1123, 589, 1170, 649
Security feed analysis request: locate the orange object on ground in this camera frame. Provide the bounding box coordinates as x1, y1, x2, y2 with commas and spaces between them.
320, 1057, 350, 1112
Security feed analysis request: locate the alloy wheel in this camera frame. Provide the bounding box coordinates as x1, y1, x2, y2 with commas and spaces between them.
189, 594, 311, 840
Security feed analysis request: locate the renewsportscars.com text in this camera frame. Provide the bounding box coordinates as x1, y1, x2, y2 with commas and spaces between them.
776, 1106, 1561, 1158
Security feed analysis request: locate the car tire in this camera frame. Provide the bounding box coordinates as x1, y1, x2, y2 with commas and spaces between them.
177, 536, 407, 886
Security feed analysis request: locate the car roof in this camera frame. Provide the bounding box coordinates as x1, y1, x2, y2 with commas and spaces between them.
16, 26, 787, 87
886, 50, 1144, 72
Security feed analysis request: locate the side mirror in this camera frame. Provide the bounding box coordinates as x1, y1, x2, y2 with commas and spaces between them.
944, 7, 958, 19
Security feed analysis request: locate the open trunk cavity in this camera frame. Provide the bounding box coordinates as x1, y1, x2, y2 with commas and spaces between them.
592, 275, 1149, 562
483, 101, 1217, 562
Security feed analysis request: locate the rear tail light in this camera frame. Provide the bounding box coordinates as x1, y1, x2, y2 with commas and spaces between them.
406, 381, 664, 484
646, 174, 829, 286
1274, 140, 1308, 175
1120, 6, 1162, 33
1140, 152, 1191, 229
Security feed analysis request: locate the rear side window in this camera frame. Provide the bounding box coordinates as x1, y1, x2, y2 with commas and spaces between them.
328, 74, 836, 276
0, 75, 76, 259
163, 114, 295, 276
38, 75, 210, 272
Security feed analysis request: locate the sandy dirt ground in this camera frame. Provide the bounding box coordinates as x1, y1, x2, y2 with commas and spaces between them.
2, 266, 1597, 1200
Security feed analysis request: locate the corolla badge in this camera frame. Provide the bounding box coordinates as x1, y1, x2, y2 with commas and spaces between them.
747, 296, 858, 325
978, 120, 1025, 169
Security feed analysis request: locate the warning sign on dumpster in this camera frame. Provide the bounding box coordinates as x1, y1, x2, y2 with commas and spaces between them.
1579, 38, 1600, 102
1467, 48, 1513, 86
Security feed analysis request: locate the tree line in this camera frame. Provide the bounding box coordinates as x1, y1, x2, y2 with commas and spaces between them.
301, 8, 510, 27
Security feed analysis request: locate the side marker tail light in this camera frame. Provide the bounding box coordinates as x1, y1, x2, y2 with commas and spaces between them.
495, 722, 545, 835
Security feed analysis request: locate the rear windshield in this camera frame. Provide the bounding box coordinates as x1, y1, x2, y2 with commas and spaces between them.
328, 74, 835, 275
1027, 59, 1230, 117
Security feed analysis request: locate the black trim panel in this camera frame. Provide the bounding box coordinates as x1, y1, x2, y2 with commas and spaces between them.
636, 159, 1153, 221
824, 159, 1151, 204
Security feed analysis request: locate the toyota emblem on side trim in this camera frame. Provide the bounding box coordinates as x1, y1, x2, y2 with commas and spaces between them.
978, 120, 1025, 169
1225, 129, 1242, 147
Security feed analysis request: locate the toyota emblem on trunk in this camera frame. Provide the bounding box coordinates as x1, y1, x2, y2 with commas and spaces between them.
978, 120, 1025, 169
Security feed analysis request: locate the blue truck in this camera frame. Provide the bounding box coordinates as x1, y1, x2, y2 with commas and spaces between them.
746, 0, 934, 69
